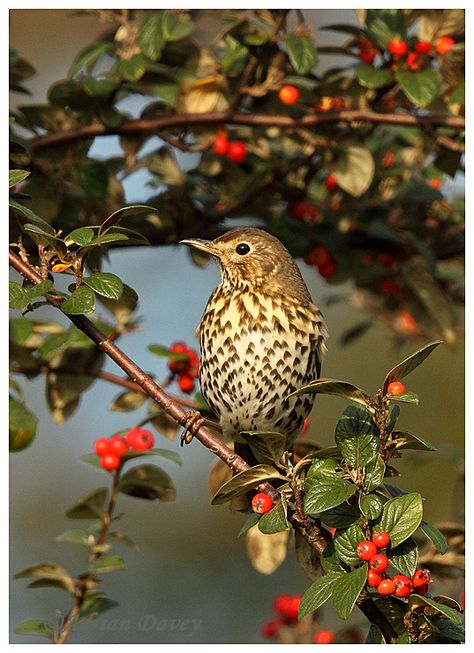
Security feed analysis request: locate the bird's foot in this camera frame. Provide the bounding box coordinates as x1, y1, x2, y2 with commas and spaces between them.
180, 411, 205, 446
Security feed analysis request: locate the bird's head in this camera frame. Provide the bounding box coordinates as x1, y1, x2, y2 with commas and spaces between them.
180, 227, 311, 299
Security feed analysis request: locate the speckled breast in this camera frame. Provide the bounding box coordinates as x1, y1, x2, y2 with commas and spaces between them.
198, 287, 326, 441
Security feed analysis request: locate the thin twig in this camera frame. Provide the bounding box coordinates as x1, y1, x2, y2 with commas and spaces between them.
31, 110, 465, 154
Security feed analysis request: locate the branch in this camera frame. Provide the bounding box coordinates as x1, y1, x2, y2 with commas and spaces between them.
31, 110, 465, 154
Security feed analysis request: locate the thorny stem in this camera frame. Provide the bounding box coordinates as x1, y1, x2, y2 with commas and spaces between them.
10, 249, 403, 644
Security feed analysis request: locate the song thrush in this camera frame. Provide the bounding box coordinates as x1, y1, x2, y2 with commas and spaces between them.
181, 227, 328, 456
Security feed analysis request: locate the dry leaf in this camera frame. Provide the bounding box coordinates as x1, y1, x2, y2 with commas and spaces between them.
246, 524, 289, 574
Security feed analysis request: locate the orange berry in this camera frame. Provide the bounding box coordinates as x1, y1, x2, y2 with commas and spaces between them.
251, 493, 273, 514
313, 629, 336, 644
387, 381, 406, 396
435, 35, 455, 55
278, 85, 300, 105
377, 578, 396, 595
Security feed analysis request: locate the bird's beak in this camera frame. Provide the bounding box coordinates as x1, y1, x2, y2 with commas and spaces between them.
180, 238, 221, 258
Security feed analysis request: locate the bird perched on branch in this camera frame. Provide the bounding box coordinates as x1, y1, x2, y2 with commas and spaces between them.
180, 227, 328, 460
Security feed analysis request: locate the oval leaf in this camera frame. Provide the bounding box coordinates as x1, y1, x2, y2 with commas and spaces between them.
334, 523, 366, 566
359, 493, 383, 520
291, 379, 373, 411
395, 68, 442, 108
383, 341, 443, 392
118, 464, 176, 501
376, 492, 423, 548
331, 563, 367, 620
331, 145, 375, 197
258, 502, 289, 534
335, 404, 380, 468
388, 537, 418, 577
89, 555, 125, 574
239, 431, 286, 464
14, 620, 55, 640
419, 520, 448, 554
298, 572, 342, 620
303, 475, 356, 515
287, 33, 318, 74
211, 464, 284, 505
83, 272, 124, 300
61, 286, 95, 315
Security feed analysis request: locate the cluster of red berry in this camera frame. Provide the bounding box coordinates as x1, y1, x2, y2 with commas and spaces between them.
359, 35, 455, 71
262, 594, 337, 643
168, 342, 199, 393
356, 532, 432, 597
290, 201, 319, 223
304, 245, 336, 280
94, 428, 155, 471
212, 133, 248, 163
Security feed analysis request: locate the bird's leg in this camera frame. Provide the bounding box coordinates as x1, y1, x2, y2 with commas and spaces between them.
180, 410, 205, 446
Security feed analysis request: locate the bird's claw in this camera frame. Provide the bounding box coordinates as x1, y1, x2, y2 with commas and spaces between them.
180, 411, 205, 446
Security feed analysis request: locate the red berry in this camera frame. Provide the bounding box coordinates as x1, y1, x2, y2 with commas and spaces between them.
99, 453, 121, 471
94, 437, 112, 456
325, 174, 338, 193
428, 178, 442, 190
379, 279, 402, 297
170, 342, 188, 353
178, 373, 195, 393
273, 594, 301, 622
125, 427, 154, 451
226, 141, 247, 163
388, 38, 409, 57
278, 85, 300, 105
313, 629, 336, 644
305, 245, 331, 267
370, 554, 389, 573
252, 493, 273, 514
435, 35, 455, 55
213, 134, 229, 155
406, 52, 426, 72
299, 417, 310, 436
393, 574, 413, 598
396, 310, 417, 335
412, 569, 431, 588
382, 151, 395, 168
318, 259, 336, 279
378, 252, 396, 268
415, 583, 429, 595
372, 531, 390, 549
414, 41, 432, 54
356, 540, 378, 561
387, 381, 406, 396
377, 578, 396, 595
359, 39, 378, 64
261, 618, 282, 639
367, 568, 384, 588
109, 435, 129, 457
328, 527, 337, 537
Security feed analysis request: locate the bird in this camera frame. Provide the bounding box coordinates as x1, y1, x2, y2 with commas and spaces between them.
180, 227, 328, 459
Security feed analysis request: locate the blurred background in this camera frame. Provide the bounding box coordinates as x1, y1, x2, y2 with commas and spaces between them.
9, 9, 464, 644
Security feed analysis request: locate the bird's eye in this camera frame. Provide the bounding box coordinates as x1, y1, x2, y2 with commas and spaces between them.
236, 243, 250, 255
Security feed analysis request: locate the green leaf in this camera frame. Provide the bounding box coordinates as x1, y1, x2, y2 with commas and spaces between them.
78, 594, 119, 621
291, 378, 373, 411
306, 457, 339, 478
9, 198, 55, 233
335, 404, 380, 468
363, 454, 386, 492
395, 68, 442, 108
356, 63, 392, 89
140, 13, 165, 60
74, 160, 109, 199
408, 595, 464, 625
9, 317, 34, 345
449, 81, 464, 105
393, 430, 437, 452
117, 54, 147, 82
98, 283, 138, 326
37, 332, 70, 360
383, 341, 443, 392
81, 76, 117, 96
80, 232, 130, 248
366, 8, 406, 48
388, 537, 418, 577
433, 618, 465, 642
334, 523, 366, 566
376, 492, 423, 548
298, 572, 342, 620
9, 282, 28, 310
303, 475, 356, 515
61, 285, 96, 315
66, 487, 108, 519
238, 513, 261, 537
287, 33, 318, 75
386, 405, 400, 433
319, 502, 361, 529
359, 493, 383, 520
9, 168, 30, 187
23, 223, 67, 256
55, 529, 89, 546
211, 464, 285, 505
24, 279, 53, 303
67, 226, 95, 246
147, 344, 189, 361
390, 391, 419, 405
162, 11, 195, 41
14, 562, 75, 593
419, 521, 448, 554
68, 41, 112, 77
258, 502, 289, 534
331, 564, 367, 620
89, 555, 125, 574
221, 35, 249, 75
9, 396, 37, 450
118, 464, 176, 501
83, 273, 124, 300
99, 204, 157, 234
321, 540, 349, 574
331, 145, 375, 198
109, 390, 148, 412
14, 620, 55, 640
120, 448, 182, 466
239, 431, 286, 464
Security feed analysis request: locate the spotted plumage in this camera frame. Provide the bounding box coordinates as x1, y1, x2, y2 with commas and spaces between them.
181, 228, 328, 449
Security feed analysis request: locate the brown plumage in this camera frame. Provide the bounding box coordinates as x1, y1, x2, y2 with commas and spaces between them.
181, 227, 328, 453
